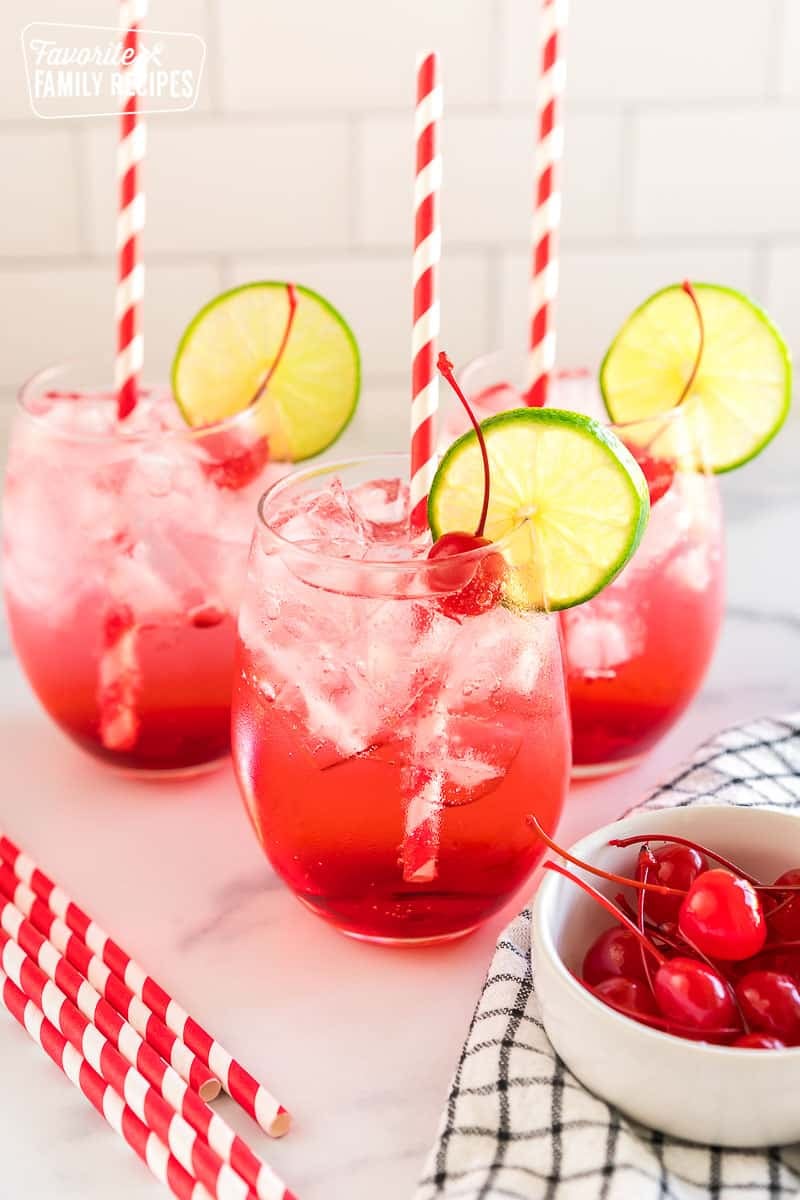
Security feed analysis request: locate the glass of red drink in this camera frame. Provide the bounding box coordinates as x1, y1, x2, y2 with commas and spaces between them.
456, 352, 725, 776
3, 362, 282, 776
231, 454, 571, 944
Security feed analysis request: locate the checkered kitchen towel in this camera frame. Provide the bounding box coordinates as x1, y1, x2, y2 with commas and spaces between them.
415, 713, 800, 1200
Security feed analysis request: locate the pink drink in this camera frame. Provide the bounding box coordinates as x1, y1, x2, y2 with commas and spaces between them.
562, 466, 724, 771
455, 354, 725, 775
3, 365, 283, 775
231, 455, 570, 944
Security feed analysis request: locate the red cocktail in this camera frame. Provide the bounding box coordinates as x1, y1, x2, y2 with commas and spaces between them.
231, 455, 570, 943
562, 450, 724, 771
3, 364, 281, 775
456, 353, 725, 775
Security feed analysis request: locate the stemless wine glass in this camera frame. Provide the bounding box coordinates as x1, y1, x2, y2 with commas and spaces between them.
231, 453, 571, 944
457, 351, 725, 776
3, 362, 285, 776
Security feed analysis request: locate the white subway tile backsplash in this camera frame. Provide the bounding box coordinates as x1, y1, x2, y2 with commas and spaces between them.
84, 119, 350, 254
1, 0, 799, 391
780, 0, 800, 96
764, 243, 800, 354
218, 0, 493, 111
499, 246, 758, 371
333, 384, 413, 457
357, 111, 622, 247
1, 130, 81, 255
632, 107, 800, 237
500, 0, 770, 104
228, 253, 492, 381
0, 261, 222, 388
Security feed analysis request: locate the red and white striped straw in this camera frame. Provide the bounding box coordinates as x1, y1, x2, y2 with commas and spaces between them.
525, 0, 568, 408
0, 862, 218, 1099
0, 834, 289, 1138
0, 970, 211, 1200
1, 932, 292, 1200
0, 937, 258, 1200
409, 50, 443, 534
0, 907, 287, 1200
116, 0, 147, 420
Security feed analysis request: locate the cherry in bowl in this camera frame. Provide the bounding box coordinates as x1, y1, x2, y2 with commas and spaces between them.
533, 805, 800, 1148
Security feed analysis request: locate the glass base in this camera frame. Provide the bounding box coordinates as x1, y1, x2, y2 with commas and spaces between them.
571, 753, 645, 780
339, 923, 481, 948
109, 754, 230, 781
296, 896, 481, 946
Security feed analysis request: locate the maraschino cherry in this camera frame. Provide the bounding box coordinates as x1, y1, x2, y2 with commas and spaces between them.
583, 927, 650, 986
678, 869, 767, 962
531, 822, 800, 1048
427, 352, 506, 617
545, 860, 741, 1038
766, 868, 800, 941
733, 1033, 786, 1049
736, 971, 800, 1044
643, 843, 708, 926
653, 957, 741, 1035
592, 977, 657, 1017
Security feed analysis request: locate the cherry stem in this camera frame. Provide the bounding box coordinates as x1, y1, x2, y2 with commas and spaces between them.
763, 893, 796, 920
637, 848, 657, 996
530, 817, 685, 896
609, 833, 761, 886
676, 280, 705, 407
615, 892, 706, 955
249, 283, 298, 409
543, 861, 666, 966
631, 279, 705, 459
437, 351, 491, 538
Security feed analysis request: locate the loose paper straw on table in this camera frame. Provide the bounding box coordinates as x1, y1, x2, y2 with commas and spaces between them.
0, 862, 218, 1099
0, 937, 256, 1200
0, 909, 288, 1200
0, 969, 211, 1200
0, 836, 289, 1137
525, 0, 568, 407
116, 0, 147, 420
409, 50, 442, 534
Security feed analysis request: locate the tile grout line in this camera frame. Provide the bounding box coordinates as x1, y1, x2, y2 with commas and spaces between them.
4, 233, 800, 272
5, 97, 800, 137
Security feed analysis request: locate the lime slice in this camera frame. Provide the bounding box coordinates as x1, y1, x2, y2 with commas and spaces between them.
428, 408, 650, 611
172, 282, 360, 461
600, 283, 791, 473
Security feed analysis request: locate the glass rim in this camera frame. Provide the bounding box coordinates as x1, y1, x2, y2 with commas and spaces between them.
16, 360, 267, 445
256, 451, 524, 573
457, 349, 690, 435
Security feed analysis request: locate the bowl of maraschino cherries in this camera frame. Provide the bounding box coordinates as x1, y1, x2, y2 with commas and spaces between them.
532, 805, 800, 1147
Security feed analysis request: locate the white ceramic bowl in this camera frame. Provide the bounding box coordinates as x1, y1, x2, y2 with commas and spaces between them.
533, 804, 800, 1147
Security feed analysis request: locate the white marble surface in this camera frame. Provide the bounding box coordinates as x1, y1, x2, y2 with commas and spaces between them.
0, 424, 798, 1200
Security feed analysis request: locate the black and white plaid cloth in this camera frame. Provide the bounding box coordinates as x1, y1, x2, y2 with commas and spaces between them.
415, 713, 800, 1200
